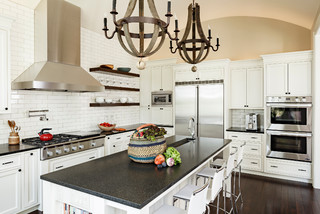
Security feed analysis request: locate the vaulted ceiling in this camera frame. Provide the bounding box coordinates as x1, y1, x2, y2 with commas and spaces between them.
9, 0, 320, 32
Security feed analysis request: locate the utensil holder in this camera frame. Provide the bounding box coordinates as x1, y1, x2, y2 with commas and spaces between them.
9, 132, 20, 145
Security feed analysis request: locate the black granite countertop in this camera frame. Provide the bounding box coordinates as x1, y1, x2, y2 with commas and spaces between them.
41, 135, 230, 209
99, 123, 174, 136
226, 127, 264, 134
0, 143, 40, 156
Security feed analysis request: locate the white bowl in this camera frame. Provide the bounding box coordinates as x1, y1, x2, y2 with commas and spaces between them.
95, 97, 104, 103
120, 98, 128, 103
105, 99, 112, 103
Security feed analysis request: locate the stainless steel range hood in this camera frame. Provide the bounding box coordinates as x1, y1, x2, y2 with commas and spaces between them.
12, 0, 104, 92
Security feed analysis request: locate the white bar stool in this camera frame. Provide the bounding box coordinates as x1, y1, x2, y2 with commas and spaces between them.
196, 151, 237, 214
153, 180, 209, 214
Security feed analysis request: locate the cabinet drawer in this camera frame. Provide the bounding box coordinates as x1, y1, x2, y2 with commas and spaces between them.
0, 154, 21, 171
244, 143, 261, 156
266, 159, 311, 179
242, 157, 262, 171
245, 135, 262, 142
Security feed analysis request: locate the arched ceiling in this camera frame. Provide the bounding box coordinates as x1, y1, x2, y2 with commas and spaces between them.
9, 0, 320, 32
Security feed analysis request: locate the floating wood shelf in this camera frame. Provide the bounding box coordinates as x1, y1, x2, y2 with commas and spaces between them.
90, 67, 140, 77
90, 103, 140, 107
104, 86, 140, 92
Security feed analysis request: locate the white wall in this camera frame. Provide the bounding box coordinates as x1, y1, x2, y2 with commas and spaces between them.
0, 0, 140, 144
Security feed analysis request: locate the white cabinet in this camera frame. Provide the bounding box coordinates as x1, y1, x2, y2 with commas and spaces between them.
226, 132, 263, 172
0, 17, 12, 114
175, 68, 224, 82
230, 66, 263, 109
139, 106, 152, 123
151, 66, 173, 91
140, 69, 152, 107
105, 131, 134, 155
151, 107, 173, 125
0, 168, 21, 214
49, 149, 102, 172
22, 151, 39, 209
266, 158, 311, 179
263, 51, 312, 96
0, 149, 39, 214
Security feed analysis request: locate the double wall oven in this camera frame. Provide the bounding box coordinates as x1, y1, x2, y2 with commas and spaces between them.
266, 96, 312, 162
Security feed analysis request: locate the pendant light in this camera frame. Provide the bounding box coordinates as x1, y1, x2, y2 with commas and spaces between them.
103, 0, 180, 69
169, 0, 220, 72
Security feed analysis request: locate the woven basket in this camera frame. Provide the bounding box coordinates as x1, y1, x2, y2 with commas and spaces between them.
128, 136, 167, 163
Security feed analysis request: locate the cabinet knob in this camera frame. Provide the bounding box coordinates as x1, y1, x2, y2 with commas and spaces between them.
113, 145, 116, 147
5, 107, 8, 111
30, 153, 33, 156
18, 169, 22, 172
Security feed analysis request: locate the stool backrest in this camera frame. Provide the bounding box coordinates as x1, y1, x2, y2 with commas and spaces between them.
188, 180, 209, 214
226, 150, 236, 178
210, 165, 225, 201
236, 142, 246, 166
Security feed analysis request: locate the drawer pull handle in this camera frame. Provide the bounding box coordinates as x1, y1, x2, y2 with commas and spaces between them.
116, 137, 121, 140
56, 166, 64, 169
231, 146, 237, 149
270, 165, 278, 168
251, 148, 258, 151
89, 156, 95, 160
251, 137, 258, 139
251, 162, 258, 165
298, 169, 306, 172
2, 161, 13, 165
231, 136, 238, 138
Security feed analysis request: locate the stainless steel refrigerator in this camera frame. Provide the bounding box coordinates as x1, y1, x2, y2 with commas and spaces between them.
175, 81, 224, 138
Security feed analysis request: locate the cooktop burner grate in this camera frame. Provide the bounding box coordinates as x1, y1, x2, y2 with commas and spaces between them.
22, 134, 81, 147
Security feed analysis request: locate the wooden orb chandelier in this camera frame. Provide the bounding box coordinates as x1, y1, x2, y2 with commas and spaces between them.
103, 0, 179, 62
169, 1, 220, 71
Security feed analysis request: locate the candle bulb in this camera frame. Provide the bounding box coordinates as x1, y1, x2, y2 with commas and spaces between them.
170, 40, 173, 49
208, 25, 212, 38
217, 37, 220, 46
174, 14, 178, 30
104, 17, 107, 28
167, 0, 171, 13
112, 0, 117, 11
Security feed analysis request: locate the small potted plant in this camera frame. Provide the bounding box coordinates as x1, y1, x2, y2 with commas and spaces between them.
128, 124, 167, 163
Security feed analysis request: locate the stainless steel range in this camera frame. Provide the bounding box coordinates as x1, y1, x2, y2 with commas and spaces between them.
22, 131, 105, 160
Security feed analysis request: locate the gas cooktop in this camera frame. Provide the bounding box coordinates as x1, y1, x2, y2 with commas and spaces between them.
22, 131, 104, 160
22, 131, 102, 147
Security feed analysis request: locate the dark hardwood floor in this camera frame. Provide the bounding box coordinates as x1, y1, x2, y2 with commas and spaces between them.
208, 173, 320, 214
29, 174, 320, 214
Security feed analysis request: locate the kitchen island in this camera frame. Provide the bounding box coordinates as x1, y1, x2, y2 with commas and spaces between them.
41, 136, 231, 214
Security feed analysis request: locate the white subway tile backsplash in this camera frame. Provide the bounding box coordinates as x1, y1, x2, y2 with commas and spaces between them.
0, 0, 141, 144
230, 109, 264, 129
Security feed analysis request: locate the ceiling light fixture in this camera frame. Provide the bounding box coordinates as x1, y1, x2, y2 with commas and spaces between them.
103, 0, 179, 69
169, 0, 220, 72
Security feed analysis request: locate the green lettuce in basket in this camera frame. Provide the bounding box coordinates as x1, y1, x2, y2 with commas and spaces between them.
164, 147, 182, 165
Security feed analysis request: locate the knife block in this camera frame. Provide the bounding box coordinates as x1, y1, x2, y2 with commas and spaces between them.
9, 132, 20, 145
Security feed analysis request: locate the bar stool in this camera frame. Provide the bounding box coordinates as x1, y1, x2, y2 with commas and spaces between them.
153, 180, 209, 214
211, 142, 246, 213
196, 151, 237, 214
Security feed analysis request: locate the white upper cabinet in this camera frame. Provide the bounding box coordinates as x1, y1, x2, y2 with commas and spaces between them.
262, 51, 312, 97
266, 64, 287, 96
247, 68, 264, 108
140, 69, 152, 107
151, 107, 173, 125
0, 17, 12, 114
151, 66, 173, 92
230, 60, 264, 109
288, 62, 311, 96
230, 69, 247, 108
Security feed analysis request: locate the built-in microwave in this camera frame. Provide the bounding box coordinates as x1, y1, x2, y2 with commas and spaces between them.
266, 130, 312, 162
151, 91, 172, 106
266, 96, 312, 132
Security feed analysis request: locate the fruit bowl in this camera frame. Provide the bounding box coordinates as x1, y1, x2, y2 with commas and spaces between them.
98, 123, 116, 132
